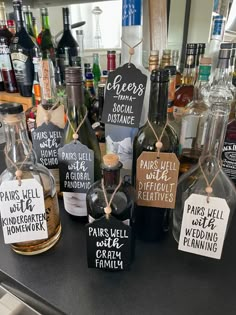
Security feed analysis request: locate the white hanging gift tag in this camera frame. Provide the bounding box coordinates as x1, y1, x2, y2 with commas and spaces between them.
178, 194, 230, 259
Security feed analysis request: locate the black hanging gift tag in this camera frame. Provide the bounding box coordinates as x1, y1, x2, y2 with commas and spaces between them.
31, 122, 64, 169
102, 63, 147, 128
86, 215, 132, 271
58, 141, 94, 193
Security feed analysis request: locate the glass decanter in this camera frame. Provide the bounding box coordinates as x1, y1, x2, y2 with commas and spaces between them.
0, 103, 61, 255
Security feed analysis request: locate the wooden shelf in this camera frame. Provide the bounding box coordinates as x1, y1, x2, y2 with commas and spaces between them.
0, 92, 32, 111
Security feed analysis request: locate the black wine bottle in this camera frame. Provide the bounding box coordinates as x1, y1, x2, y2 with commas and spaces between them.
10, 0, 38, 97
57, 7, 79, 83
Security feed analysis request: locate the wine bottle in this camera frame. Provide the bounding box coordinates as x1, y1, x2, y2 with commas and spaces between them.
57, 7, 79, 83
61, 67, 101, 217
22, 5, 35, 39
10, 0, 38, 97
132, 69, 179, 242
37, 8, 55, 63
0, 103, 61, 255
0, 37, 18, 93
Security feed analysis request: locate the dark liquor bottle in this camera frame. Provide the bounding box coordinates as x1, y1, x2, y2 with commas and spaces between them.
132, 69, 178, 241
61, 67, 101, 217
22, 5, 35, 39
173, 43, 198, 136
57, 7, 79, 83
37, 8, 55, 63
10, 0, 38, 97
0, 2, 13, 46
86, 153, 135, 224
0, 37, 18, 93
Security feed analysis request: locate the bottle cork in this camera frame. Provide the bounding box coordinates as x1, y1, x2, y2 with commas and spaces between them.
103, 154, 119, 167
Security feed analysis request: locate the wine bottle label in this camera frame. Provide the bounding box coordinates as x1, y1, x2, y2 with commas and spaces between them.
11, 51, 33, 85
102, 63, 147, 128
222, 141, 236, 182
180, 115, 206, 149
86, 215, 132, 270
0, 179, 48, 244
136, 152, 179, 209
178, 194, 230, 259
31, 122, 64, 170
0, 44, 13, 70
58, 141, 94, 193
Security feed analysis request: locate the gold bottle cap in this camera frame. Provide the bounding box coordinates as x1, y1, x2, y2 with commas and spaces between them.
103, 154, 119, 167
200, 57, 212, 65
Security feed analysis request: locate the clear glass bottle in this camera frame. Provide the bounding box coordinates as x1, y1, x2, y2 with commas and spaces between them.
179, 57, 212, 175
92, 52, 101, 91
86, 153, 135, 225
173, 102, 236, 243
0, 103, 61, 255
132, 69, 179, 242
61, 67, 102, 217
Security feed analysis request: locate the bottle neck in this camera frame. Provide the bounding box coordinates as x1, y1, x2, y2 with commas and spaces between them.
201, 103, 230, 160
13, 4, 25, 32
66, 82, 84, 122
182, 53, 197, 85
2, 113, 36, 168
0, 7, 7, 28
193, 65, 211, 101
41, 14, 50, 30
63, 9, 71, 31
103, 166, 121, 187
148, 80, 169, 123
213, 59, 230, 84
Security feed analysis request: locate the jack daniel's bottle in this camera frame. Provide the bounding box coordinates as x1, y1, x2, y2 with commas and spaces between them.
10, 0, 38, 97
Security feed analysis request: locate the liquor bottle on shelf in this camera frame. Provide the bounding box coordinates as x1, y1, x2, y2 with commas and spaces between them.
0, 37, 18, 93
148, 50, 159, 72
173, 43, 198, 134
132, 69, 179, 242
105, 0, 149, 177
84, 62, 92, 78
22, 5, 35, 39
25, 52, 41, 135
7, 19, 16, 35
171, 49, 182, 88
92, 52, 101, 91
160, 49, 171, 68
0, 103, 61, 255
195, 43, 206, 81
173, 101, 236, 260
10, 0, 38, 97
207, 15, 224, 79
107, 50, 116, 73
32, 16, 38, 39
0, 2, 13, 46
60, 67, 101, 218
57, 7, 79, 83
37, 8, 55, 63
179, 57, 212, 175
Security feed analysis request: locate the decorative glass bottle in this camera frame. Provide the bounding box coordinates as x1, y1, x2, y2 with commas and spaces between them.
173, 102, 236, 247
132, 69, 179, 242
0, 103, 61, 255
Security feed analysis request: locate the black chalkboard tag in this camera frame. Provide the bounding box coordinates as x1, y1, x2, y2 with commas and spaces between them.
58, 141, 94, 193
86, 215, 132, 271
31, 122, 63, 169
102, 63, 147, 128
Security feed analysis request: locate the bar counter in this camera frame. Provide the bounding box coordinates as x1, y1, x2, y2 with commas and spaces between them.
0, 200, 236, 315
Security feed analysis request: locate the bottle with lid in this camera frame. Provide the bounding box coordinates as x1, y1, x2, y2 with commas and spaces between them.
61, 67, 101, 217
179, 57, 212, 175
148, 50, 159, 72
57, 7, 79, 83
0, 36, 18, 93
37, 8, 55, 64
160, 49, 171, 68
22, 5, 35, 39
132, 69, 179, 242
107, 50, 116, 73
87, 153, 135, 225
10, 0, 38, 97
0, 103, 61, 255
173, 43, 198, 122
0, 2, 13, 46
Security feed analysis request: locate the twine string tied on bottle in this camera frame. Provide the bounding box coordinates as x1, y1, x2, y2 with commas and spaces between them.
120, 38, 143, 65
101, 177, 123, 219
66, 109, 88, 143
147, 119, 168, 158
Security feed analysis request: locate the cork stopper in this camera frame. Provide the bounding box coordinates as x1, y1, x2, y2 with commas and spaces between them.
103, 154, 119, 168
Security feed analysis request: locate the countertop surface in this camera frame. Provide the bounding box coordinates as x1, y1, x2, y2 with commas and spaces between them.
0, 200, 236, 315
